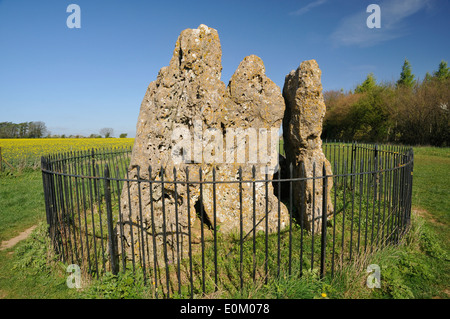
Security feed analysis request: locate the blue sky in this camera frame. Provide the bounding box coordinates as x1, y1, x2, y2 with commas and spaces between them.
0, 0, 449, 137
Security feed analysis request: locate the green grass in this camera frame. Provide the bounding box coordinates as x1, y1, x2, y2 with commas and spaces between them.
331, 145, 449, 299
0, 170, 44, 242
412, 147, 450, 228
0, 145, 448, 299
0, 222, 78, 298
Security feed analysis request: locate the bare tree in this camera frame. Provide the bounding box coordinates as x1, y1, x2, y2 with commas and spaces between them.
100, 127, 114, 138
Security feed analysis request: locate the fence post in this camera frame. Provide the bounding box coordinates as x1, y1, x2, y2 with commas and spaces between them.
407, 149, 414, 227
103, 164, 119, 275
320, 162, 328, 279
350, 142, 356, 190
41, 157, 50, 226
92, 149, 98, 200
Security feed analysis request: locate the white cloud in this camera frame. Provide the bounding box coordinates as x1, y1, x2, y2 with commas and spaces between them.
330, 0, 432, 47
290, 0, 328, 16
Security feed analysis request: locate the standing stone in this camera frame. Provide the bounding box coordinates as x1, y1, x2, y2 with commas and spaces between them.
120, 24, 225, 261
282, 60, 333, 233
120, 25, 289, 262
202, 55, 290, 234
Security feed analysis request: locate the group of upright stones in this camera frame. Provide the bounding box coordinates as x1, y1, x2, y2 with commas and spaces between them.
119, 24, 333, 259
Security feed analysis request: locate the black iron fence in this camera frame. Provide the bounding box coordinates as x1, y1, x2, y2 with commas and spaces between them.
41, 142, 414, 298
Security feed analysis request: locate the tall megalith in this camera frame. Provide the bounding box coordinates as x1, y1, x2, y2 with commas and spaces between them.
282, 60, 333, 233
120, 24, 289, 261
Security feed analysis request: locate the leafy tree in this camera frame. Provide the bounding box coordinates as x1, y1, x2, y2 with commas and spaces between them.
0, 121, 47, 138
397, 59, 416, 88
323, 59, 449, 146
0, 122, 17, 138
355, 73, 377, 93
28, 121, 47, 138
119, 133, 128, 138
433, 60, 450, 80
424, 72, 433, 83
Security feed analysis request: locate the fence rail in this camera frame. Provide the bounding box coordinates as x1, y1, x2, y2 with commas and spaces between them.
41, 142, 414, 298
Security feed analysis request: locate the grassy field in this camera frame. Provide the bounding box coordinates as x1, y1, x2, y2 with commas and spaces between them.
0, 138, 134, 170
412, 147, 449, 230
0, 140, 448, 299
0, 138, 135, 298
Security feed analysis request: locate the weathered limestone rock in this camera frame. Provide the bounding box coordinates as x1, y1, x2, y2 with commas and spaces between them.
282, 60, 333, 233
120, 25, 289, 261
202, 55, 289, 234
120, 24, 225, 260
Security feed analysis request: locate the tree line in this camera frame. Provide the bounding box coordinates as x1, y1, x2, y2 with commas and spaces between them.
0, 122, 128, 139
0, 121, 48, 138
322, 60, 450, 147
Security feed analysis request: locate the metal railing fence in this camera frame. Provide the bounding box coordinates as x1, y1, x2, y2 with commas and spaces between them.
40, 142, 413, 298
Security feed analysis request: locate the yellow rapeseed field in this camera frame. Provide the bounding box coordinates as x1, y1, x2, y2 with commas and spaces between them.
0, 138, 134, 169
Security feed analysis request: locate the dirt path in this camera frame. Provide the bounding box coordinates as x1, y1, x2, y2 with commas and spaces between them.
0, 225, 37, 251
